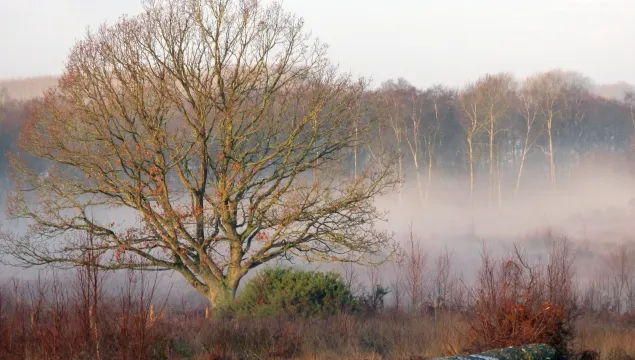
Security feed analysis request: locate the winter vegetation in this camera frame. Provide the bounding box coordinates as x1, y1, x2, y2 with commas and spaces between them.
1, 0, 635, 359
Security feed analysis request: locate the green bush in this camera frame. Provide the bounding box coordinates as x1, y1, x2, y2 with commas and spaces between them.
234, 267, 358, 318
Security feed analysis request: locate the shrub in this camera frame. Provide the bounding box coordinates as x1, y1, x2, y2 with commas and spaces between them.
233, 267, 358, 318
359, 284, 390, 314
467, 239, 576, 358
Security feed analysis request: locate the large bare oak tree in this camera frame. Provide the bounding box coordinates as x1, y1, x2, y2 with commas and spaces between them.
2, 0, 398, 307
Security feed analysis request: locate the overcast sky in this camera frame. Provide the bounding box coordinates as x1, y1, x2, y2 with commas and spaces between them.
0, 0, 633, 88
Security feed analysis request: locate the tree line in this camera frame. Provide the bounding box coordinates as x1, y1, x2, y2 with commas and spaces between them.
3, 70, 634, 206
358, 72, 635, 208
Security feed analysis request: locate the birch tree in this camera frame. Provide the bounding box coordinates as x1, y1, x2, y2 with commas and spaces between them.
403, 88, 426, 206
458, 80, 487, 203
525, 71, 568, 189
459, 74, 514, 206
514, 78, 544, 195
375, 79, 412, 204
481, 73, 515, 206
420, 85, 454, 201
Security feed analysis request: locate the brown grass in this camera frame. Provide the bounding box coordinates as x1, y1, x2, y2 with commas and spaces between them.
2, 277, 634, 360
1, 234, 635, 359
0, 274, 469, 360
574, 317, 635, 360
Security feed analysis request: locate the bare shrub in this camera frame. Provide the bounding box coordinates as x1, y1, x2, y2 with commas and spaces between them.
389, 254, 406, 312
404, 225, 427, 314
467, 236, 576, 356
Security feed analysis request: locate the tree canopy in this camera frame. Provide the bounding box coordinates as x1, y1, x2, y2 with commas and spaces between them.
2, 0, 398, 307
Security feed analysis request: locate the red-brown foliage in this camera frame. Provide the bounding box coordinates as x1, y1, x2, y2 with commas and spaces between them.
466, 239, 576, 356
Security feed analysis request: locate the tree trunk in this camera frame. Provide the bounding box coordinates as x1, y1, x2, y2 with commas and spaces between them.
207, 280, 240, 311
497, 146, 502, 209
413, 154, 425, 207
468, 136, 475, 205
515, 131, 531, 196
354, 123, 359, 178
353, 146, 357, 179
467, 136, 476, 237
489, 120, 494, 207
547, 118, 556, 190
515, 151, 526, 197
398, 152, 403, 205
426, 151, 433, 202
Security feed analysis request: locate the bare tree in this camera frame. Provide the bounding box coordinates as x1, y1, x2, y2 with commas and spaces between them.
524, 71, 568, 189
389, 254, 405, 312
403, 89, 426, 206
626, 91, 635, 156
514, 78, 544, 195
545, 236, 576, 308
482, 74, 515, 207
421, 85, 454, 202
352, 104, 361, 179
362, 264, 388, 312
600, 244, 635, 314
340, 260, 362, 296
2, 0, 398, 308
73, 230, 108, 360
374, 81, 450, 206
375, 79, 413, 204
430, 246, 457, 320
404, 225, 427, 314
458, 80, 487, 204
561, 72, 590, 175
458, 74, 515, 207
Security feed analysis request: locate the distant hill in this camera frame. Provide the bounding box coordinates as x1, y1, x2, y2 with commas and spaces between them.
0, 76, 58, 100
592, 82, 635, 102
